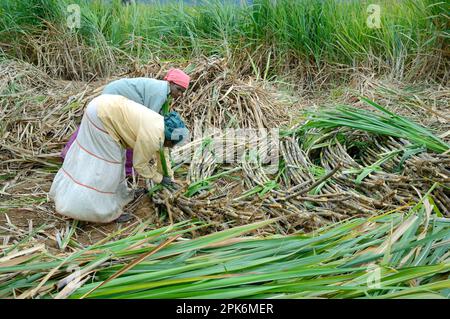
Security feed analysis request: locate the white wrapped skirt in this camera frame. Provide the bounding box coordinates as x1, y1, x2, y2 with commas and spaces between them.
49, 97, 133, 223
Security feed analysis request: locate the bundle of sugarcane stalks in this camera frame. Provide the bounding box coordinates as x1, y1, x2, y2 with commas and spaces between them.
133, 56, 293, 129
148, 97, 449, 233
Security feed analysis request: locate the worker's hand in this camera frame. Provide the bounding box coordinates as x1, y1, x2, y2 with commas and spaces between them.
161, 176, 174, 188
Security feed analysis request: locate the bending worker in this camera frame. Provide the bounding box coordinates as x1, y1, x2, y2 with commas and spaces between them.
61, 68, 190, 177
50, 94, 188, 223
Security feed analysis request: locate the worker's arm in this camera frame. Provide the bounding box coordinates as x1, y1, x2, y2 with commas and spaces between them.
140, 79, 170, 113
132, 127, 164, 184
152, 92, 169, 114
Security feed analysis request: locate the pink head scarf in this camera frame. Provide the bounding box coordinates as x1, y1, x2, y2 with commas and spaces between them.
164, 68, 190, 89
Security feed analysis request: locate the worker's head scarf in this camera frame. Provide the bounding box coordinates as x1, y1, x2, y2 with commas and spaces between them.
164, 69, 190, 89
164, 111, 188, 145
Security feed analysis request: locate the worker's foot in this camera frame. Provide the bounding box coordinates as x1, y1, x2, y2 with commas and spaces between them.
115, 213, 134, 223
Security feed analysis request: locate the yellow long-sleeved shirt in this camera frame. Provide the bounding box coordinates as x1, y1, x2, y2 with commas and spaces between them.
96, 94, 173, 183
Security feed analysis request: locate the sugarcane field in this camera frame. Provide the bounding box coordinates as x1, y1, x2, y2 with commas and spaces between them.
0, 0, 449, 302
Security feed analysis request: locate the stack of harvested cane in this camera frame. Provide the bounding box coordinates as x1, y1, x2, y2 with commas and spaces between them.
132, 56, 293, 129
1, 57, 448, 234
150, 99, 449, 233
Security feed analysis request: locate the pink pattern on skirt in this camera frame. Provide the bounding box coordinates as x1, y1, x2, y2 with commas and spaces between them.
61, 127, 134, 176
